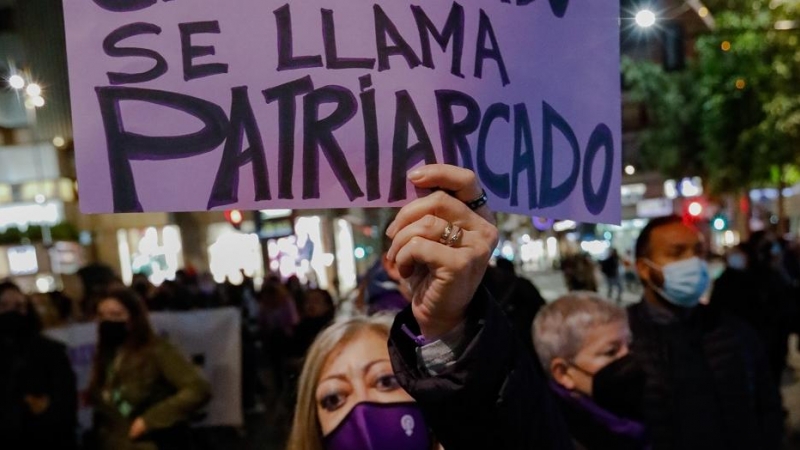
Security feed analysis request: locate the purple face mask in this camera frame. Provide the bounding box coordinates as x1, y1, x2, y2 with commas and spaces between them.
323, 402, 431, 450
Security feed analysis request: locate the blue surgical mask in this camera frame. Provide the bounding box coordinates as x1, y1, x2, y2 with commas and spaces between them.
646, 257, 710, 308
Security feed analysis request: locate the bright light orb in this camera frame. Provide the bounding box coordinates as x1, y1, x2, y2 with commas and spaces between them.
9, 74, 25, 89
26, 83, 42, 97
688, 201, 703, 217
635, 9, 657, 28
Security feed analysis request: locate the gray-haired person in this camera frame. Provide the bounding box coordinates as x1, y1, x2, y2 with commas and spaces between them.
533, 292, 648, 450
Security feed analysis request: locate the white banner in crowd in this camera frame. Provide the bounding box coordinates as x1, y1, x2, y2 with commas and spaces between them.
46, 308, 243, 431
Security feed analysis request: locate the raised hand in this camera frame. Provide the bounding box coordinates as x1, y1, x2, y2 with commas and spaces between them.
386, 164, 498, 339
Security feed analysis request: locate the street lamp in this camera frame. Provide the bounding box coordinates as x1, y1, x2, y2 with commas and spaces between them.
635, 9, 657, 28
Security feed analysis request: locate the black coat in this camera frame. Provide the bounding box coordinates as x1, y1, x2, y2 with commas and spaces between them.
483, 269, 546, 357
388, 287, 574, 450
0, 333, 78, 450
627, 301, 783, 450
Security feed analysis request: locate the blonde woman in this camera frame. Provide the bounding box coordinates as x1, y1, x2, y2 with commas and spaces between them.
287, 314, 435, 450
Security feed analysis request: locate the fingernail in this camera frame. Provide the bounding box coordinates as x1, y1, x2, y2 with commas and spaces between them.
408, 169, 423, 181
386, 220, 397, 237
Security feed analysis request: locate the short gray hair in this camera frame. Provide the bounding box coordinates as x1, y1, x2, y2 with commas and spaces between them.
532, 292, 627, 373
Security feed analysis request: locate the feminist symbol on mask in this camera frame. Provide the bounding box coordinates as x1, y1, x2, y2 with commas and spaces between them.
401, 415, 415, 437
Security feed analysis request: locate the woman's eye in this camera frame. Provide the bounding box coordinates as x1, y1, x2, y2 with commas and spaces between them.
319, 393, 345, 412
375, 374, 400, 391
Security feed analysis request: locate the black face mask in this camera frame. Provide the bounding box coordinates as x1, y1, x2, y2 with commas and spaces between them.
99, 320, 129, 350
0, 310, 26, 341
592, 354, 646, 421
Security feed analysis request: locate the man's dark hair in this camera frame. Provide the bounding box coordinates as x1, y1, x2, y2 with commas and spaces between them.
494, 257, 516, 275
634, 215, 684, 259
0, 280, 22, 298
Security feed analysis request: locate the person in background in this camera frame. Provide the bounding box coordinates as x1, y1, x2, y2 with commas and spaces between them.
131, 273, 156, 306
286, 275, 307, 315
287, 314, 437, 450
0, 281, 78, 450
259, 278, 299, 393
364, 215, 410, 315
709, 244, 758, 326
77, 263, 121, 320
563, 254, 598, 292
534, 293, 647, 450
291, 288, 337, 358
600, 249, 623, 303
484, 257, 546, 356
89, 288, 211, 450
629, 216, 782, 449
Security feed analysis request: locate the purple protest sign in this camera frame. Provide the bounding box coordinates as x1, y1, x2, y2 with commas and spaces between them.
62, 0, 620, 223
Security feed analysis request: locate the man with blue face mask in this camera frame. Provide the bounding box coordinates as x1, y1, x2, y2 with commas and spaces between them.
630, 215, 783, 450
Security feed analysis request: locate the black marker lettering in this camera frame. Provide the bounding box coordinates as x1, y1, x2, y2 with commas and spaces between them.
263, 76, 314, 199
411, 2, 465, 77
275, 4, 323, 71
92, 0, 156, 12
208, 86, 271, 209
322, 9, 376, 69
474, 9, 510, 86
302, 85, 364, 200
389, 90, 437, 202
374, 5, 421, 71
103, 23, 167, 85
477, 103, 510, 198
359, 75, 381, 201
179, 21, 229, 81
435, 89, 479, 170
511, 103, 538, 209
582, 124, 614, 215
540, 101, 580, 208
95, 86, 228, 212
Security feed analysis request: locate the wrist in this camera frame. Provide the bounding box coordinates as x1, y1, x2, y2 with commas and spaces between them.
418, 315, 464, 342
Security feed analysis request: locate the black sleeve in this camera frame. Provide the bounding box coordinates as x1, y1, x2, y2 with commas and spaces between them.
388, 287, 574, 450
31, 339, 78, 450
748, 327, 784, 449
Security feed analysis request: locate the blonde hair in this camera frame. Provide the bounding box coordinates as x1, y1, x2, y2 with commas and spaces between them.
287, 313, 395, 450
532, 292, 628, 374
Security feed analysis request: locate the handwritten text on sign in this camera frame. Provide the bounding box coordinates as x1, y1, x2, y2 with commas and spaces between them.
63, 0, 621, 223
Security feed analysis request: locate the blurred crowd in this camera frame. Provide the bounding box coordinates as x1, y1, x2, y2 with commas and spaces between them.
2, 210, 800, 450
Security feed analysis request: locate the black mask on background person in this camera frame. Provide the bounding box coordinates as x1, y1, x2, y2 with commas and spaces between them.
99, 320, 129, 350
0, 310, 27, 342
592, 354, 646, 421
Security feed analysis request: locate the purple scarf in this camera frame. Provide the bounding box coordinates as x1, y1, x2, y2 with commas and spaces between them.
549, 380, 649, 445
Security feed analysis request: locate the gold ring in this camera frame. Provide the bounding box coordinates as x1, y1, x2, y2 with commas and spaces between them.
446, 226, 463, 247
439, 222, 454, 245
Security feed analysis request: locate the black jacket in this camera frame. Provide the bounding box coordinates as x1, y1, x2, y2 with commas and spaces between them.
483, 269, 546, 357
627, 301, 783, 450
388, 287, 574, 450
0, 333, 78, 450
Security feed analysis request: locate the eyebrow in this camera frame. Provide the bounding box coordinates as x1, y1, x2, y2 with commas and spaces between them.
318, 358, 391, 384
